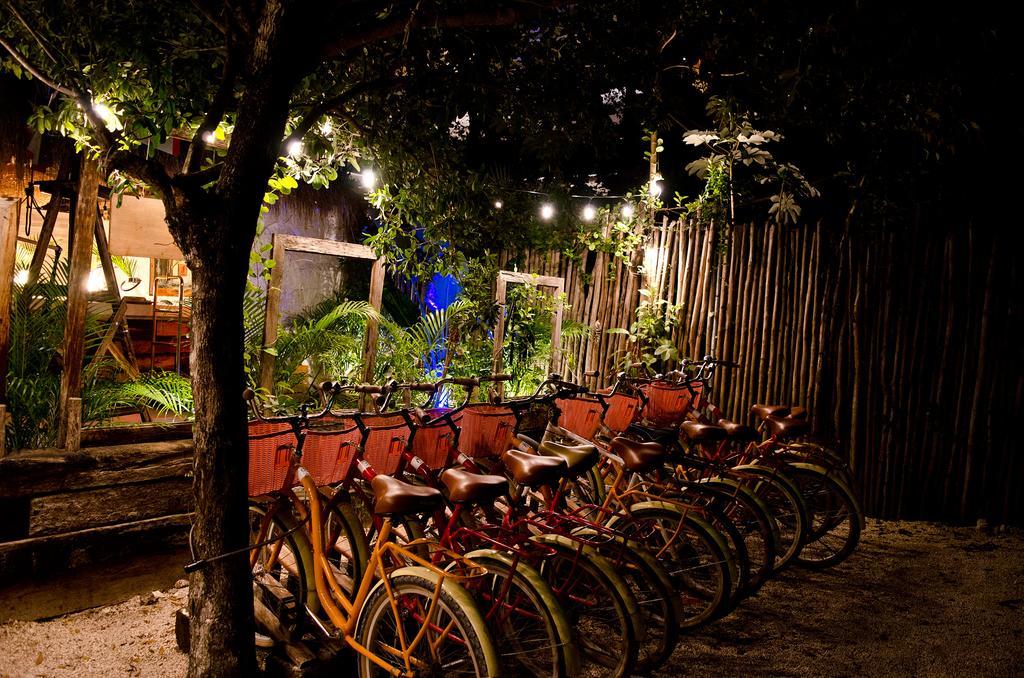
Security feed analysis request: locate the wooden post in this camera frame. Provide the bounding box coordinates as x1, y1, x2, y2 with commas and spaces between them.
64, 397, 83, 452
492, 275, 508, 375
361, 256, 386, 385
550, 280, 564, 373
57, 155, 101, 448
0, 197, 20, 404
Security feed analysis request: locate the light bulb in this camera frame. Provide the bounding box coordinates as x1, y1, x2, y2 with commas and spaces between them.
621, 203, 635, 218
202, 130, 217, 144
581, 204, 597, 222
92, 102, 119, 130
14, 270, 28, 285
649, 179, 663, 197
286, 139, 303, 157
540, 203, 555, 220
360, 168, 377, 189
87, 268, 106, 293
494, 200, 503, 209
320, 119, 332, 135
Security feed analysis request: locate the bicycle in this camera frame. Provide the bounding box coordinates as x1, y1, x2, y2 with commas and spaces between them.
216, 382, 502, 677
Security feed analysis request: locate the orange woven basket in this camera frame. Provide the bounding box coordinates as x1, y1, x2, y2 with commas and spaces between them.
456, 404, 516, 459
360, 413, 413, 475
248, 420, 296, 497
304, 414, 362, 486
642, 382, 695, 429
557, 397, 604, 441
410, 416, 457, 470
603, 392, 642, 435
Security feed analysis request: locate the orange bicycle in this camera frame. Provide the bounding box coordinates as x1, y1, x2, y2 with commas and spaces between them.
191, 382, 502, 677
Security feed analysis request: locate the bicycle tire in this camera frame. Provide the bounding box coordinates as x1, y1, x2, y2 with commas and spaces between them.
533, 533, 640, 677
786, 463, 863, 569
247, 501, 315, 640
464, 548, 580, 677
355, 566, 501, 677
609, 501, 733, 629
734, 464, 809, 568
572, 530, 682, 673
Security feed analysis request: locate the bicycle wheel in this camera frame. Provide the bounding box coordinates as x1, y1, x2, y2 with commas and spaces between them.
464, 549, 579, 677
323, 493, 371, 593
778, 441, 855, 487
579, 533, 682, 673
612, 502, 733, 629
679, 491, 752, 609
693, 477, 778, 590
566, 460, 608, 510
533, 534, 640, 677
734, 464, 809, 568
786, 463, 862, 569
355, 566, 500, 677
247, 501, 315, 640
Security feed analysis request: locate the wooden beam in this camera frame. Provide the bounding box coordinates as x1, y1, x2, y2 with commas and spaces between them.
87, 298, 130, 371
272, 233, 378, 260
260, 234, 384, 393
492, 269, 566, 377
25, 188, 63, 287
497, 270, 564, 288
57, 155, 102, 448
550, 279, 565, 372
0, 198, 20, 404
94, 205, 120, 301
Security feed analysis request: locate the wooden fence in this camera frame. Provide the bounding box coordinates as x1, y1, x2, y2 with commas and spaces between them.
499, 219, 1021, 525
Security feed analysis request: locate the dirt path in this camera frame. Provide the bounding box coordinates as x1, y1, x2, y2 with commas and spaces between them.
1, 519, 1021, 677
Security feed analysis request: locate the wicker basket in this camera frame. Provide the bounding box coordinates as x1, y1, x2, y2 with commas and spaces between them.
248, 421, 296, 497
456, 404, 516, 459
304, 415, 362, 486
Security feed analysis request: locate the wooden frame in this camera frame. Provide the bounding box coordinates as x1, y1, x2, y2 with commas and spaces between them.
492, 270, 565, 376
258, 234, 385, 391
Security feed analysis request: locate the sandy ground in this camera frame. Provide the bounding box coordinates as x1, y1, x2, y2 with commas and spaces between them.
1, 519, 1022, 677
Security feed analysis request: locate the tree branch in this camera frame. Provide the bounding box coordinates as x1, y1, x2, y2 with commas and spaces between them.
319, 1, 570, 60
4, 2, 60, 65
0, 35, 75, 96
189, 0, 228, 35
184, 46, 239, 173
172, 162, 223, 190
0, 35, 177, 196
283, 76, 402, 147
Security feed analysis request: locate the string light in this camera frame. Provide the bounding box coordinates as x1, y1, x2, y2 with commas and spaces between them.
540, 203, 555, 220
494, 200, 503, 209
286, 139, 303, 157
202, 130, 217, 144
581, 204, 596, 221
14, 270, 28, 285
360, 168, 377, 189
320, 119, 332, 135
621, 203, 635, 218
649, 178, 663, 197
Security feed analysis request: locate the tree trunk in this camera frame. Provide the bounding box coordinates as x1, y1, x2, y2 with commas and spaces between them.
184, 233, 257, 677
